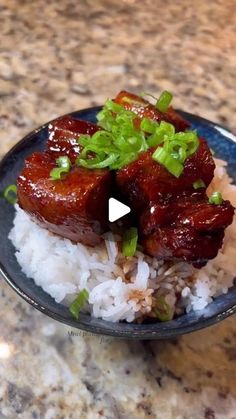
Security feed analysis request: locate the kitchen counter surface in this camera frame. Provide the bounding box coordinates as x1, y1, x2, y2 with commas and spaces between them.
0, 0, 235, 418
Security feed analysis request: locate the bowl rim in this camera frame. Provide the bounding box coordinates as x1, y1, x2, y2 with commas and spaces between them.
0, 106, 236, 339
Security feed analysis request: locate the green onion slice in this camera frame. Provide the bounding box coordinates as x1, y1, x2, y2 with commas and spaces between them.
156, 90, 173, 112
56, 156, 72, 170
122, 227, 138, 257
153, 295, 173, 321
3, 184, 17, 204
152, 147, 184, 178
208, 191, 223, 205
77, 153, 118, 169
75, 95, 200, 176
193, 179, 206, 189
140, 118, 158, 134
77, 100, 149, 170
146, 121, 175, 148
69, 289, 89, 320
50, 155, 72, 180
50, 167, 70, 180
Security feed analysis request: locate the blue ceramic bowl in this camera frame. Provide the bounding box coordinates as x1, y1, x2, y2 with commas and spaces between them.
0, 107, 235, 339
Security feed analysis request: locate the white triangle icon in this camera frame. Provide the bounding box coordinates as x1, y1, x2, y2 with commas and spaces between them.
108, 198, 131, 222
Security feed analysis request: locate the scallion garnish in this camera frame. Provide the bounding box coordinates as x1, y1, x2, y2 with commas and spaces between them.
122, 227, 138, 257
151, 128, 199, 177
50, 167, 70, 180
50, 155, 72, 180
76, 101, 149, 170
3, 184, 17, 204
56, 156, 72, 171
140, 118, 158, 134
156, 90, 173, 113
152, 147, 184, 178
75, 95, 199, 176
153, 295, 173, 321
193, 179, 206, 189
208, 191, 223, 205
69, 289, 89, 320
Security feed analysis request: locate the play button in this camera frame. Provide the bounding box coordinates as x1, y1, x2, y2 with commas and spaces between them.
108, 198, 131, 222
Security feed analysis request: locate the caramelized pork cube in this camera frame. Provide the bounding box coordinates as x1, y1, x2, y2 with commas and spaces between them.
116, 139, 215, 213
140, 193, 234, 234
139, 191, 206, 234
17, 152, 112, 245
175, 200, 234, 231
142, 226, 225, 264
47, 116, 100, 163
114, 90, 190, 132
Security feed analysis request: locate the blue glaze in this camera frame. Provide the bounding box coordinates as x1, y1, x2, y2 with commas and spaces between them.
0, 107, 235, 339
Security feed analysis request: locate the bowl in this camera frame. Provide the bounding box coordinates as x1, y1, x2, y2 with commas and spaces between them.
0, 106, 235, 339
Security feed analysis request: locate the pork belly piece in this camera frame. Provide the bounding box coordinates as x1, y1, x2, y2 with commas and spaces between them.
114, 90, 190, 132
175, 199, 234, 231
140, 193, 234, 234
17, 152, 112, 245
47, 116, 100, 163
116, 139, 215, 213
140, 196, 234, 264
142, 227, 225, 265
116, 132, 234, 265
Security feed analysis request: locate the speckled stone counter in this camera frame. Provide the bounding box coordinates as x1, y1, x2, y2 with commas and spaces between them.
0, 1, 236, 418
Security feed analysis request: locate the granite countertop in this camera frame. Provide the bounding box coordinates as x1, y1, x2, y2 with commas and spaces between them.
0, 0, 236, 418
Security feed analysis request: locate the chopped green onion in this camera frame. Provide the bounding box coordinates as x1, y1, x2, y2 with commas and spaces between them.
69, 289, 89, 320
150, 126, 199, 177
152, 147, 184, 178
77, 100, 149, 170
109, 152, 138, 170
122, 227, 138, 257
193, 179, 206, 189
173, 131, 199, 156
76, 96, 199, 175
50, 155, 72, 180
153, 295, 173, 321
56, 156, 71, 170
147, 121, 175, 148
50, 167, 70, 180
156, 90, 173, 112
102, 99, 123, 114
140, 118, 159, 134
77, 153, 118, 169
208, 191, 223, 205
146, 121, 174, 148
3, 184, 17, 204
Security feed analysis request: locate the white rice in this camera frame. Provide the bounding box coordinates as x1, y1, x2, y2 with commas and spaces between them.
9, 158, 236, 322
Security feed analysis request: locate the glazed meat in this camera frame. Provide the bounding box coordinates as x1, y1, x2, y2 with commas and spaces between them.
47, 116, 100, 163
116, 139, 215, 213
114, 90, 190, 132
117, 145, 233, 264
142, 227, 225, 265
115, 92, 234, 265
17, 152, 112, 245
117, 147, 234, 264
140, 193, 234, 265
140, 192, 234, 235
16, 91, 234, 266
